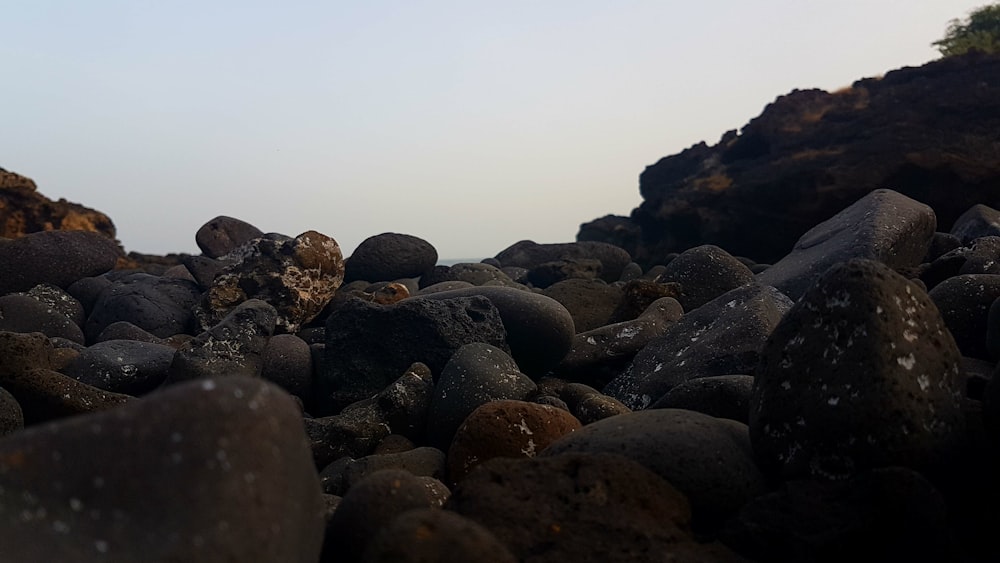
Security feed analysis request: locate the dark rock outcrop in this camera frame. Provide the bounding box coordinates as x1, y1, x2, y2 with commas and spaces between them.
579, 52, 1000, 265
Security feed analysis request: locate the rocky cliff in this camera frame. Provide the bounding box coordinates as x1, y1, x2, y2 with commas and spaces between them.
579, 51, 1000, 266
0, 168, 117, 240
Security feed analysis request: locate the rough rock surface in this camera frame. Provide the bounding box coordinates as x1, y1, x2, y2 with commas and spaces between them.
751, 259, 966, 482
494, 240, 632, 283
0, 231, 122, 296
579, 52, 1000, 265
83, 273, 202, 342
0, 377, 325, 562
195, 230, 344, 333
0, 168, 117, 240
344, 232, 438, 282
194, 215, 264, 258
657, 244, 755, 311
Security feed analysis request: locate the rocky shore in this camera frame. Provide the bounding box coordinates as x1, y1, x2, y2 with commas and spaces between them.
1, 173, 999, 562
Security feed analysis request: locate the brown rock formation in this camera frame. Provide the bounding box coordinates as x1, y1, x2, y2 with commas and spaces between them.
580, 51, 1000, 266
0, 167, 116, 240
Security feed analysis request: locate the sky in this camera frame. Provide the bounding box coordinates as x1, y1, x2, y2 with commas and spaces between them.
1, 1, 984, 260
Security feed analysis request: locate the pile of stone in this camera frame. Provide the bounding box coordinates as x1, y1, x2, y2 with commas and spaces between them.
1, 188, 999, 562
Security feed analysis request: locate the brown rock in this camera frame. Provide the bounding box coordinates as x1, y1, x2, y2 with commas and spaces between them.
0, 168, 116, 240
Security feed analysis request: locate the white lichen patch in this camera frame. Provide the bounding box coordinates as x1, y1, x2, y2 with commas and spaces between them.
896, 354, 916, 370
902, 330, 918, 342
516, 418, 534, 435
827, 396, 840, 406
917, 374, 930, 392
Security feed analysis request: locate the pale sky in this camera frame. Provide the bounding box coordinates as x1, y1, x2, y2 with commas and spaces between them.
1, 1, 982, 259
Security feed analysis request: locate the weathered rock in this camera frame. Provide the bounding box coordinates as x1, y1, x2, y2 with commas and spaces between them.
83, 273, 202, 342
657, 245, 755, 311
0, 231, 121, 295
751, 259, 966, 482
0, 168, 116, 240
542, 409, 764, 531
541, 278, 624, 333
0, 377, 325, 562
721, 467, 951, 563
607, 278, 684, 324
319, 296, 508, 414
0, 386, 23, 437
416, 286, 575, 377
324, 470, 449, 562
195, 230, 344, 333
525, 258, 602, 288
605, 283, 792, 410
448, 453, 743, 562
921, 236, 1000, 289
167, 299, 277, 384
950, 204, 1000, 244
344, 232, 438, 283
652, 374, 754, 423
181, 254, 231, 290
261, 333, 313, 399
0, 293, 85, 343
307, 363, 434, 468
321, 447, 446, 496
756, 189, 936, 300
194, 215, 265, 258
553, 296, 683, 388
557, 383, 632, 425
63, 339, 176, 395
426, 343, 537, 450
494, 240, 632, 283
23, 284, 86, 326
928, 274, 1000, 360
94, 321, 165, 345
364, 508, 517, 563
447, 400, 581, 484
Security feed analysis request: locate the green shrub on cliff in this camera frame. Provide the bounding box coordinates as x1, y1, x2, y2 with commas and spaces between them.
933, 3, 1000, 56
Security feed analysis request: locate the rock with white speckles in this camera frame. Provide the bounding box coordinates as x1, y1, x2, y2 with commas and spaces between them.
605, 283, 792, 410
553, 296, 683, 388
751, 259, 966, 483
307, 362, 435, 469
0, 377, 325, 562
657, 244, 755, 311
194, 230, 345, 333
425, 343, 537, 450
541, 409, 764, 533
756, 188, 936, 300
446, 399, 581, 484
63, 339, 176, 395
0, 293, 85, 343
166, 299, 277, 384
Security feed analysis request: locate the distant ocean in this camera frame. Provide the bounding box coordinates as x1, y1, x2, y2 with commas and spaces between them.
436, 258, 487, 266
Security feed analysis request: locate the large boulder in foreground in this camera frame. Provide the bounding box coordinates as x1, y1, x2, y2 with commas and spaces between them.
0, 377, 325, 562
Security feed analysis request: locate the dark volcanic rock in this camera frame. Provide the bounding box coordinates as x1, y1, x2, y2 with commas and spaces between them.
325, 470, 448, 562
344, 232, 438, 282
426, 343, 537, 450
557, 383, 632, 425
607, 278, 684, 324
542, 409, 764, 531
83, 273, 202, 342
307, 363, 434, 468
446, 399, 581, 484
167, 299, 277, 384
525, 258, 602, 288
63, 339, 176, 395
494, 240, 631, 283
195, 230, 345, 333
755, 188, 936, 300
950, 204, 1000, 243
0, 231, 121, 295
553, 296, 683, 388
584, 52, 1000, 265
416, 286, 575, 377
321, 447, 446, 496
0, 293, 85, 343
0, 377, 325, 562
261, 333, 313, 399
194, 215, 265, 258
658, 244, 755, 311
653, 374, 754, 423
364, 508, 517, 563
605, 283, 792, 410
721, 467, 951, 563
0, 386, 24, 436
447, 453, 742, 562
94, 321, 166, 345
23, 283, 86, 326
751, 259, 965, 482
541, 278, 624, 333
319, 295, 508, 414
0, 167, 117, 240
928, 274, 1000, 360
